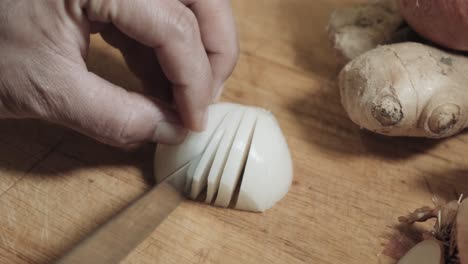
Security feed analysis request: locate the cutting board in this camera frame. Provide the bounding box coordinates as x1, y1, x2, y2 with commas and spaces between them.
1, 1, 468, 263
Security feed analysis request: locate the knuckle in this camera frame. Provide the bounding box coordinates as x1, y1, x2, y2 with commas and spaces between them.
107, 131, 132, 147
104, 127, 133, 147
102, 93, 146, 147
171, 7, 199, 40
107, 109, 136, 147
84, 0, 119, 22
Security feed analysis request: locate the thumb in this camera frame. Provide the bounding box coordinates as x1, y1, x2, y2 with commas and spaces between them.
47, 70, 187, 147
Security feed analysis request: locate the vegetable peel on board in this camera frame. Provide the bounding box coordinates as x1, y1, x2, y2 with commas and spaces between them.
394, 197, 467, 263
154, 103, 293, 212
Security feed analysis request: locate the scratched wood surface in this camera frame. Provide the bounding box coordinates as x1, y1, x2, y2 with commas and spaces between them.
1, 1, 468, 263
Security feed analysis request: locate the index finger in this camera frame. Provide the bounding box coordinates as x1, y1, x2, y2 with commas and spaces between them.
83, 0, 213, 131
180, 0, 240, 100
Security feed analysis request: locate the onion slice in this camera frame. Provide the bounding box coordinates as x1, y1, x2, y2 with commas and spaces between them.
214, 108, 258, 207
154, 104, 234, 182
190, 128, 225, 199
205, 107, 245, 203
154, 103, 293, 212
235, 110, 293, 212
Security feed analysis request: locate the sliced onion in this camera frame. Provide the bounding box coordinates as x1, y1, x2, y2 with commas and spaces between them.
154, 103, 293, 212
214, 108, 258, 207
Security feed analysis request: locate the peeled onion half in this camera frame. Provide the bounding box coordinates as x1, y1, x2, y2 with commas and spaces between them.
154, 103, 293, 212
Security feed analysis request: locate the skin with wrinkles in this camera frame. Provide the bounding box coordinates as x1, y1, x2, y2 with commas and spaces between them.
0, 0, 238, 147
399, 0, 468, 51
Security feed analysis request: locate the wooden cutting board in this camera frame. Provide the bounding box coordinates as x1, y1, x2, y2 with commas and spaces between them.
1, 1, 467, 263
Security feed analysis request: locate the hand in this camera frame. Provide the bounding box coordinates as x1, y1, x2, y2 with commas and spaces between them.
0, 0, 239, 147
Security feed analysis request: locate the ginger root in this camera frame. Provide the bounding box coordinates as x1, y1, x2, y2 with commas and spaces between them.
328, 0, 468, 138
339, 42, 468, 138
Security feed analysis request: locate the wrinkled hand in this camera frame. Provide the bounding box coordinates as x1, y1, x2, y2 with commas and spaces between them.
0, 0, 238, 147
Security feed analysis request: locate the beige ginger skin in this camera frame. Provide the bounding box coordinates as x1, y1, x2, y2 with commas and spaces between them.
339, 42, 468, 138
329, 0, 468, 139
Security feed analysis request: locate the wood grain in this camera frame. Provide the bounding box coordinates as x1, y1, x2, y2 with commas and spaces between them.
56, 167, 185, 264
1, 1, 468, 263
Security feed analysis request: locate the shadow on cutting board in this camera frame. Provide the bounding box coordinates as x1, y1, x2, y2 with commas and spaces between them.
0, 34, 162, 263
274, 0, 445, 160
412, 169, 468, 203
0, 118, 157, 186
285, 77, 442, 160
0, 119, 157, 264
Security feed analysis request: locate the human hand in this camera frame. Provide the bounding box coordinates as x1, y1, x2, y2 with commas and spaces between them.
0, 0, 239, 147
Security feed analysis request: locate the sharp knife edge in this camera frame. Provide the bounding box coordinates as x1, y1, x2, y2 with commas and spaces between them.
55, 162, 191, 264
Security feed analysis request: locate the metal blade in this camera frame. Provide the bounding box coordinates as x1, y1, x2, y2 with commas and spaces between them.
56, 163, 190, 264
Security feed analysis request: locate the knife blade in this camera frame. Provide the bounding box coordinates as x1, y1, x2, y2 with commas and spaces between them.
55, 162, 191, 264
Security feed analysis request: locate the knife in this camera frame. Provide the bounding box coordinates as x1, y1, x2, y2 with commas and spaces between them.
55, 162, 191, 264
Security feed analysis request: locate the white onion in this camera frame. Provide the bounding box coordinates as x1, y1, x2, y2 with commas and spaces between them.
214, 108, 258, 207
154, 103, 293, 212
205, 107, 245, 203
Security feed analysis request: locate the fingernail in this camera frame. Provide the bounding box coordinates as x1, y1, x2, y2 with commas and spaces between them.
153, 122, 187, 144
